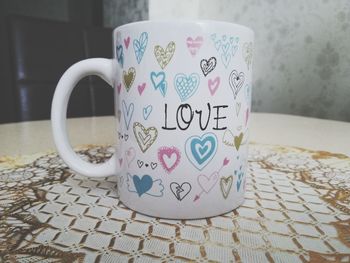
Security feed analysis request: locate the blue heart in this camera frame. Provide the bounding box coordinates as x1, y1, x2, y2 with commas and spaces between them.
185, 133, 217, 171
174, 73, 200, 102
116, 45, 124, 67
133, 175, 153, 197
236, 171, 244, 191
221, 42, 230, 55
211, 34, 239, 68
236, 179, 242, 191
198, 145, 209, 156
143, 105, 153, 120
221, 52, 231, 68
122, 100, 134, 130
191, 136, 216, 165
150, 71, 167, 97
133, 32, 148, 64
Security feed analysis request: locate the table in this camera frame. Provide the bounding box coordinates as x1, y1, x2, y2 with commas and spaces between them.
1, 113, 349, 262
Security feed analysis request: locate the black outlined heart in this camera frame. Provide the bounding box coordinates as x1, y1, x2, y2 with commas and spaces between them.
229, 70, 245, 99
137, 160, 144, 168
150, 162, 157, 170
200, 57, 217, 77
170, 182, 192, 201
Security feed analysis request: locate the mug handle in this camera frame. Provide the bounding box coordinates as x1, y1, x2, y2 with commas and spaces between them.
51, 58, 119, 177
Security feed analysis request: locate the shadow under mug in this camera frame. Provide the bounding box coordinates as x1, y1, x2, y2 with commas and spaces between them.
51, 20, 254, 219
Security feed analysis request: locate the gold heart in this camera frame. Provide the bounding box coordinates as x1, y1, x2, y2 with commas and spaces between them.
123, 67, 136, 91
220, 176, 233, 199
234, 132, 243, 151
154, 41, 176, 69
133, 122, 158, 153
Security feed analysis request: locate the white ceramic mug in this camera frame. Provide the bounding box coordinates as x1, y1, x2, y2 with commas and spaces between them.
51, 20, 254, 219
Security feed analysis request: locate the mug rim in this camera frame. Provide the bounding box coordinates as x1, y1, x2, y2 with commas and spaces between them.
114, 19, 254, 36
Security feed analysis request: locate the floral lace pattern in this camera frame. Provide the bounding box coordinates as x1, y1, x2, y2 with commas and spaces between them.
0, 144, 349, 262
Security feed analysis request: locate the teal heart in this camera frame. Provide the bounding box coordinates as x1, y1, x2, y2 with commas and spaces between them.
116, 45, 124, 67
185, 133, 218, 170
236, 171, 244, 191
133, 175, 153, 197
133, 32, 148, 64
211, 34, 240, 68
214, 40, 221, 51
150, 71, 167, 97
174, 73, 200, 102
221, 53, 231, 68
143, 105, 152, 120
236, 179, 242, 191
191, 137, 216, 165
221, 42, 230, 55
198, 145, 209, 156
121, 100, 134, 130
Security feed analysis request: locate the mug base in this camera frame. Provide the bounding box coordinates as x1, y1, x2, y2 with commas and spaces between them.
118, 197, 245, 220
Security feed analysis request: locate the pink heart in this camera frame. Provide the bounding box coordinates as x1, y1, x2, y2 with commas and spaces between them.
138, 83, 146, 95
125, 147, 136, 167
223, 157, 230, 166
208, 77, 220, 96
117, 83, 122, 94
198, 172, 219, 193
245, 108, 249, 126
186, 36, 203, 56
158, 146, 181, 174
124, 36, 130, 49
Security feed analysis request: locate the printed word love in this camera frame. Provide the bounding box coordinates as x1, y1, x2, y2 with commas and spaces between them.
162, 103, 228, 131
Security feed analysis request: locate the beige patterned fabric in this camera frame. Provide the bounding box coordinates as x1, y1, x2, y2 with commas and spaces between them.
0, 144, 349, 262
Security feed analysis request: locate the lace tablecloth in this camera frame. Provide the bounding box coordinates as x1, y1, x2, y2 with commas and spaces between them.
1, 144, 349, 262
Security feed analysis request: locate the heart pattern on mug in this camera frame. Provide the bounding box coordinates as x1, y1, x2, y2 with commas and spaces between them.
138, 83, 146, 95
234, 132, 244, 151
200, 57, 217, 77
125, 147, 136, 167
122, 100, 134, 130
211, 34, 239, 68
185, 133, 218, 170
133, 174, 152, 197
133, 32, 148, 64
137, 160, 157, 170
143, 105, 153, 120
220, 176, 233, 199
123, 67, 136, 92
154, 41, 176, 69
223, 130, 244, 151
186, 36, 203, 57
124, 36, 130, 49
150, 71, 167, 97
208, 77, 220, 96
116, 44, 124, 67
158, 146, 181, 174
198, 172, 219, 193
133, 122, 158, 153
235, 169, 244, 192
170, 182, 191, 201
242, 42, 253, 70
112, 28, 251, 205
174, 73, 200, 102
229, 70, 245, 99
128, 173, 164, 197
